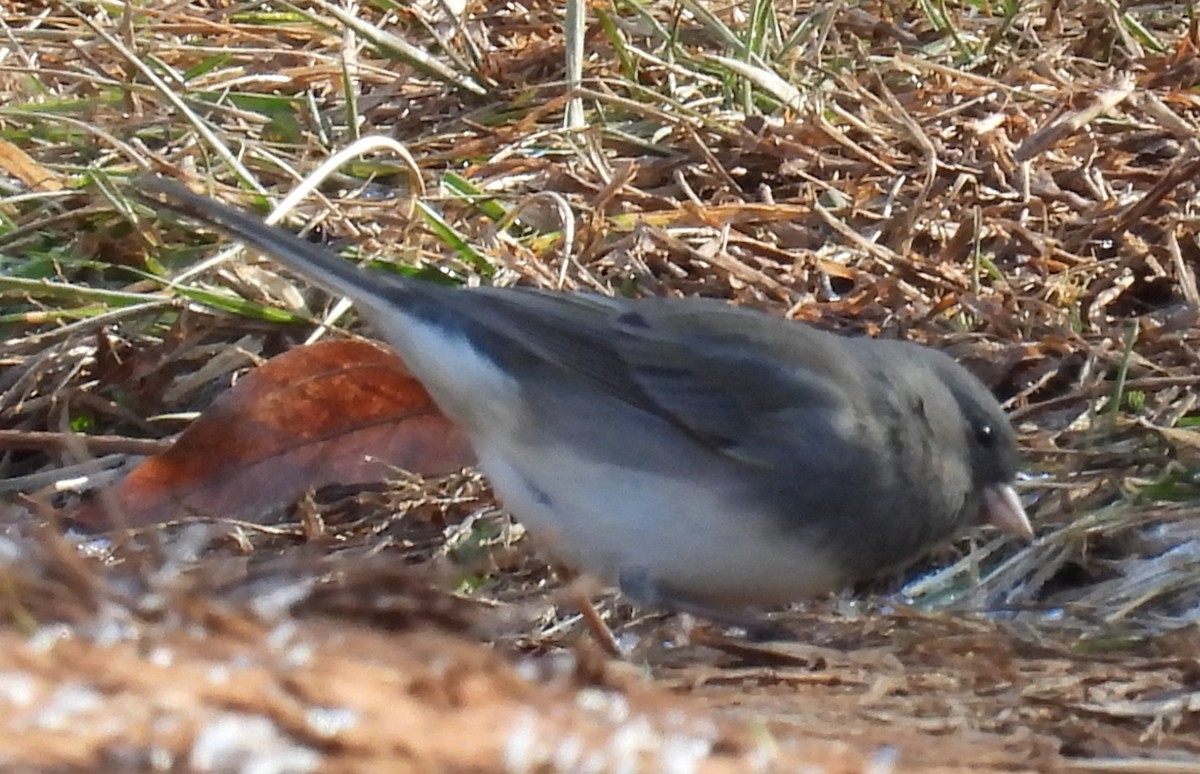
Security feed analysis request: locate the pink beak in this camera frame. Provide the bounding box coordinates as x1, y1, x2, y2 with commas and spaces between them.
983, 484, 1033, 541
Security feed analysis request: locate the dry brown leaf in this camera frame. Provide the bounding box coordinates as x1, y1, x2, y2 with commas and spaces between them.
69, 339, 474, 529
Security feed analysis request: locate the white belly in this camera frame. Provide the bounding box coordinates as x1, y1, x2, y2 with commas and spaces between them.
476, 440, 843, 609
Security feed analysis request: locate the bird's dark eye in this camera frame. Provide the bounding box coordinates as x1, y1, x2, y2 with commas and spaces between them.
974, 422, 996, 447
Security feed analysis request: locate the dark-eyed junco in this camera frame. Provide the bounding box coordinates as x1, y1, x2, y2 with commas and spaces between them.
135, 176, 1032, 616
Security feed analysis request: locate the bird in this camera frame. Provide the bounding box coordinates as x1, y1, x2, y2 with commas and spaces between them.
134, 175, 1032, 621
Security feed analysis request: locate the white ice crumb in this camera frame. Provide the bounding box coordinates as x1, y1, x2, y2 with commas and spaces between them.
259, 619, 311, 667
659, 732, 713, 774
156, 525, 221, 572
281, 642, 314, 669
150, 745, 175, 770
265, 621, 299, 651
88, 602, 138, 646
72, 535, 113, 559
0, 536, 23, 565
551, 732, 583, 771
207, 664, 232, 685
513, 651, 576, 683
149, 646, 174, 668
607, 715, 655, 774
32, 684, 104, 731
616, 632, 641, 652
503, 710, 541, 774
190, 712, 320, 774
513, 659, 540, 682
304, 706, 358, 739
866, 746, 899, 774
26, 624, 71, 653
576, 688, 629, 723
0, 671, 37, 707
250, 581, 312, 620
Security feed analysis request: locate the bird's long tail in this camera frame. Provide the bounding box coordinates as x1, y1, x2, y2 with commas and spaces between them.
132, 175, 414, 309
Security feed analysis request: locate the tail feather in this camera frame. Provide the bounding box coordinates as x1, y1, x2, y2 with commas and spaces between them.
133, 175, 413, 310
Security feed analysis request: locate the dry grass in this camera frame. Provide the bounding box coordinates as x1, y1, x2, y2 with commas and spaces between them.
2, 0, 1200, 770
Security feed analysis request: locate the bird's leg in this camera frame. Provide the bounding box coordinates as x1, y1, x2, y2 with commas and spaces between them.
550, 568, 624, 657
617, 568, 794, 641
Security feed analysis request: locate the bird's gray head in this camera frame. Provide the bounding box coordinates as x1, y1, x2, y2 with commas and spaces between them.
912, 345, 1024, 534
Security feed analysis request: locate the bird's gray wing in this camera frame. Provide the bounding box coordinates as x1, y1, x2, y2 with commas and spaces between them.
432, 288, 877, 470
414, 285, 667, 414
607, 301, 880, 469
